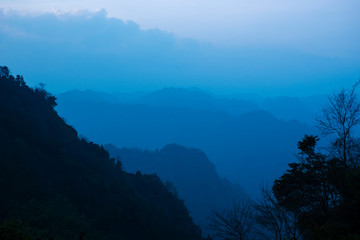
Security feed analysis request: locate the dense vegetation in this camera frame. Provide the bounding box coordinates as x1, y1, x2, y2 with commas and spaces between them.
273, 135, 360, 240
208, 84, 360, 240
105, 143, 245, 235
0, 66, 204, 240
272, 84, 360, 239
2, 64, 358, 240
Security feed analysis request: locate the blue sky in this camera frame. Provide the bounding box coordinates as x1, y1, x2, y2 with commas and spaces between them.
0, 1, 359, 96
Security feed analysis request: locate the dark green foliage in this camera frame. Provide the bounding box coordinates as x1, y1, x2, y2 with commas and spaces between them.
0, 66, 203, 240
0, 220, 35, 240
273, 135, 360, 240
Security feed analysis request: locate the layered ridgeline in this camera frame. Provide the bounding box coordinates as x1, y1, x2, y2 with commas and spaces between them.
57, 89, 311, 195
0, 66, 204, 240
105, 144, 245, 235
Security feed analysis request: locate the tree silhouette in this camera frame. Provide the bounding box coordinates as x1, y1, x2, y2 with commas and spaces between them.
273, 135, 343, 239
254, 185, 300, 240
317, 81, 360, 167
273, 83, 360, 239
208, 199, 254, 240
0, 66, 205, 240
0, 66, 10, 78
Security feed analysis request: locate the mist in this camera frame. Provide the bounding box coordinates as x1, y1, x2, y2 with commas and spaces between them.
1, 3, 360, 239
1, 9, 359, 97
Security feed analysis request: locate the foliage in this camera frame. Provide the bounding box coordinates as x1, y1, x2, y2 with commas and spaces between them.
0, 220, 34, 240
209, 83, 360, 240
273, 135, 345, 239
274, 82, 360, 240
0, 66, 204, 240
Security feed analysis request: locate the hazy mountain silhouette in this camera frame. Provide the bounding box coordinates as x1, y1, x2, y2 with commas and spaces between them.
56, 88, 313, 195
134, 87, 258, 115
133, 88, 327, 124
0, 66, 203, 240
105, 143, 245, 235
257, 95, 327, 124
59, 87, 326, 123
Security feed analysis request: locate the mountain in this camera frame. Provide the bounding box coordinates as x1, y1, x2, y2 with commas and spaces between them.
0, 66, 203, 240
135, 88, 327, 124
134, 87, 258, 115
56, 89, 312, 195
256, 95, 327, 124
105, 143, 245, 235
58, 88, 327, 123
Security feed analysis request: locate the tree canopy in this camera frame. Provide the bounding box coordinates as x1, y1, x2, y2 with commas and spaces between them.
273, 83, 360, 240
209, 83, 360, 240
0, 66, 204, 240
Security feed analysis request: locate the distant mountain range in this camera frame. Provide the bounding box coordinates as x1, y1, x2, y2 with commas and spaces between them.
56, 88, 317, 195
59, 87, 327, 124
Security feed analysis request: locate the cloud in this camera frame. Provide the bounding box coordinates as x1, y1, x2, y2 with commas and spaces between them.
3, 0, 360, 57
0, 9, 358, 97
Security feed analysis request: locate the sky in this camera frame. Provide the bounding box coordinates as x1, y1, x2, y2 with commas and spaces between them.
0, 0, 359, 96
2, 0, 360, 58
1, 0, 359, 197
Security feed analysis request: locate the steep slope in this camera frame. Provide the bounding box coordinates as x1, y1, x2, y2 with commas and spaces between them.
0, 66, 203, 240
57, 90, 311, 195
105, 143, 245, 235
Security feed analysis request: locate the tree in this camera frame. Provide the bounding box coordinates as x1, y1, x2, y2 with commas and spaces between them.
273, 135, 343, 240
270, 83, 360, 240
317, 81, 360, 167
0, 66, 10, 78
34, 82, 57, 107
253, 185, 300, 240
208, 199, 254, 240
208, 186, 300, 240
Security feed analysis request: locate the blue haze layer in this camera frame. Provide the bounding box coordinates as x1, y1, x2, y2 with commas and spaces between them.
0, 9, 359, 97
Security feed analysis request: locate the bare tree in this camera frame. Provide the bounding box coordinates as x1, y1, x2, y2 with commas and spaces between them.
253, 185, 301, 240
208, 198, 254, 240
317, 81, 360, 167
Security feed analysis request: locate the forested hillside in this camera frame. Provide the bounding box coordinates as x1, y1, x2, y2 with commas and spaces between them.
0, 66, 204, 240
57, 89, 311, 195
105, 143, 245, 235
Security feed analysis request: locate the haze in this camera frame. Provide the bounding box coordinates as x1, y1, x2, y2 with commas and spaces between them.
1, 1, 359, 96
1, 0, 359, 192
1, 1, 360, 237
3, 0, 360, 57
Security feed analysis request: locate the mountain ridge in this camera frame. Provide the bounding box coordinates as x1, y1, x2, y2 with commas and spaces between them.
56, 88, 313, 195
105, 143, 246, 237
0, 66, 204, 240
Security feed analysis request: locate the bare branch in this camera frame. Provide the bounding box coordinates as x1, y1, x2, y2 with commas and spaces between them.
253, 185, 301, 240
316, 81, 360, 166
208, 198, 254, 240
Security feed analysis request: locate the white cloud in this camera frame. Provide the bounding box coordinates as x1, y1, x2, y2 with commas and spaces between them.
2, 0, 359, 58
